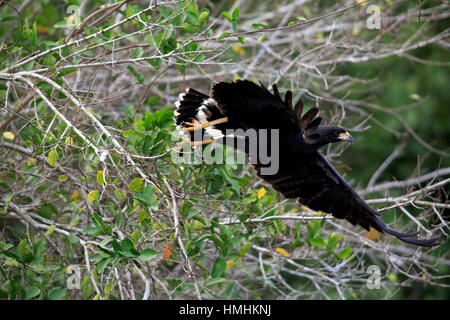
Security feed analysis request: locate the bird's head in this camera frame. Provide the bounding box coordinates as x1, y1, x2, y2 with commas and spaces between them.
305, 125, 353, 147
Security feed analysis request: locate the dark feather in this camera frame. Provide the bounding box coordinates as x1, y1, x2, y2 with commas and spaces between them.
294, 99, 304, 119
284, 90, 292, 109
301, 107, 319, 128
305, 117, 322, 133
272, 84, 281, 100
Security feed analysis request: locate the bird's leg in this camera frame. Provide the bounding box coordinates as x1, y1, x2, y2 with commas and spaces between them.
175, 138, 216, 149
187, 139, 216, 146
182, 117, 228, 132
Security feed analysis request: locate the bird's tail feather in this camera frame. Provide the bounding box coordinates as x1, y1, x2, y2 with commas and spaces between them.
370, 214, 440, 247
174, 88, 228, 141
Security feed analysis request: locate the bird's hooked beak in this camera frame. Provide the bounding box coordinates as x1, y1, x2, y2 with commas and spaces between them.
338, 131, 353, 142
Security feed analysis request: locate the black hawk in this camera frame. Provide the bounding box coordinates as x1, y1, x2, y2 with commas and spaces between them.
174, 79, 439, 247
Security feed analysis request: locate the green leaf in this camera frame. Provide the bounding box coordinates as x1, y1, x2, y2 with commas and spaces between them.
231, 8, 240, 31
17, 239, 34, 263
132, 229, 141, 242
146, 96, 161, 106
204, 277, 226, 286
126, 4, 136, 18
310, 236, 326, 249
185, 11, 198, 25
194, 53, 205, 62
57, 68, 77, 78
211, 257, 226, 278
44, 225, 56, 237
337, 248, 353, 260
92, 212, 106, 232
138, 248, 158, 262
121, 238, 135, 252
37, 203, 58, 219
251, 23, 267, 30
237, 36, 246, 44
133, 185, 156, 206
48, 288, 66, 300
198, 10, 209, 26
221, 11, 232, 22
112, 239, 122, 252
2, 193, 12, 216
180, 22, 197, 34
128, 178, 143, 192
232, 7, 240, 19
127, 66, 144, 84
25, 287, 41, 300
142, 135, 153, 155
217, 32, 231, 40
48, 150, 57, 166
113, 189, 125, 200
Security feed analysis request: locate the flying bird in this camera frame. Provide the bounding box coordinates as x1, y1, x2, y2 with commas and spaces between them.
174, 79, 439, 247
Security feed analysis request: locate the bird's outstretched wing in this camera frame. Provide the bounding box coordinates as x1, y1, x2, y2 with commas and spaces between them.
212, 80, 302, 132
254, 149, 440, 247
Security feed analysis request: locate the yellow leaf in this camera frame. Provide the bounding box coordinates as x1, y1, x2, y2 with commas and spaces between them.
71, 191, 80, 203
315, 32, 324, 40
58, 174, 68, 182
388, 273, 397, 282
87, 190, 100, 202
257, 187, 266, 199
356, 0, 367, 7
226, 260, 235, 270
113, 189, 125, 200
233, 77, 241, 83
62, 265, 73, 273
162, 242, 171, 260
352, 25, 361, 36
3, 131, 14, 140
231, 44, 245, 56
36, 24, 49, 34
365, 227, 380, 241
27, 157, 36, 166
48, 150, 57, 166
96, 170, 104, 186
257, 34, 266, 42
65, 136, 73, 147
275, 247, 289, 257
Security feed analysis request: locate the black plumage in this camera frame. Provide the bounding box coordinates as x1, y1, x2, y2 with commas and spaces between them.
175, 79, 439, 247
